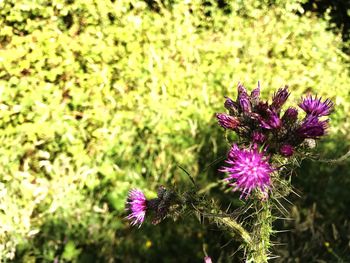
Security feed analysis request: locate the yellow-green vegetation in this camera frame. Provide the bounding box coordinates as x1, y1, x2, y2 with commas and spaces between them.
0, 0, 349, 261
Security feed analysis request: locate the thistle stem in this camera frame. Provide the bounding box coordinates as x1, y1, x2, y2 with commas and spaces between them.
191, 202, 252, 246
247, 201, 272, 263
215, 216, 252, 246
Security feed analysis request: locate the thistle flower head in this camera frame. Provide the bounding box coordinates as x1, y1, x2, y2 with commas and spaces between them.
271, 86, 290, 111
221, 144, 274, 198
298, 95, 333, 117
126, 189, 147, 227
296, 116, 329, 139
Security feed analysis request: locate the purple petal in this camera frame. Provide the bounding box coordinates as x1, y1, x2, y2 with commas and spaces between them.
126, 189, 147, 227
298, 95, 333, 117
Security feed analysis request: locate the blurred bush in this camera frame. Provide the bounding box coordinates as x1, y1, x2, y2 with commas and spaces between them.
0, 0, 349, 261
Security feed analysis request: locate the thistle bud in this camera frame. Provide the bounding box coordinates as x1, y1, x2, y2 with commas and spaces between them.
237, 83, 251, 113
239, 95, 251, 113
259, 110, 281, 129
282, 107, 298, 123
224, 96, 238, 114
250, 81, 261, 104
237, 83, 247, 95
252, 131, 266, 144
216, 113, 240, 130
280, 144, 294, 157
271, 86, 290, 111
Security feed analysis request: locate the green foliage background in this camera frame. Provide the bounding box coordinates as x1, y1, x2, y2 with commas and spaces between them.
0, 0, 349, 262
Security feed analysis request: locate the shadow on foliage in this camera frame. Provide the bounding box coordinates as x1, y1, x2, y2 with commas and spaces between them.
302, 0, 350, 53
275, 134, 350, 262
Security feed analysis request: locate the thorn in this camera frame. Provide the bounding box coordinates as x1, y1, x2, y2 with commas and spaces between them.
274, 198, 289, 215
274, 217, 294, 221
267, 255, 281, 260
280, 195, 293, 205
225, 203, 232, 213
273, 229, 291, 233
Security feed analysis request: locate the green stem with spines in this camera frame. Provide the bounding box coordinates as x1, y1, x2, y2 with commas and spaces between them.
246, 200, 272, 263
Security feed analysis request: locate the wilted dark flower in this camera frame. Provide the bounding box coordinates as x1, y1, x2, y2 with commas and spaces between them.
149, 186, 175, 225
271, 86, 290, 111
126, 189, 147, 227
280, 144, 294, 157
216, 113, 240, 129
298, 95, 333, 117
296, 116, 328, 138
221, 144, 274, 198
252, 131, 266, 144
282, 107, 298, 123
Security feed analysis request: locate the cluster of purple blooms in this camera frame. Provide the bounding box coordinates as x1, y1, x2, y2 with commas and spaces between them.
217, 82, 333, 198
125, 82, 334, 226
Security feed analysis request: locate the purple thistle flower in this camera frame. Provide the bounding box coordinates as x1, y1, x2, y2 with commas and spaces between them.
259, 110, 281, 129
252, 131, 266, 144
298, 95, 333, 117
280, 144, 294, 157
282, 107, 298, 123
216, 113, 240, 129
221, 144, 274, 198
126, 189, 147, 227
296, 116, 328, 138
271, 86, 290, 111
